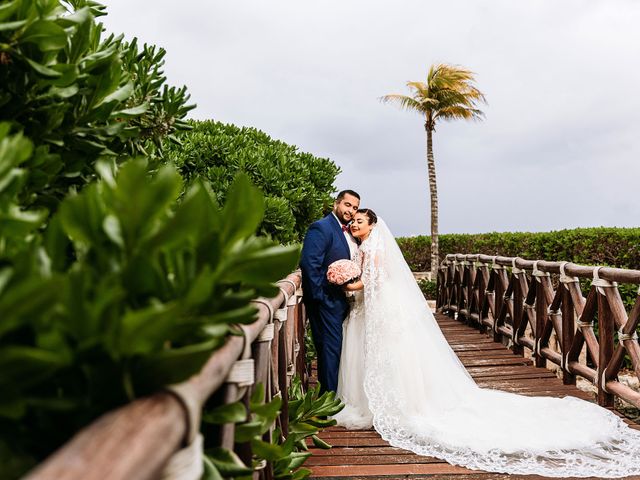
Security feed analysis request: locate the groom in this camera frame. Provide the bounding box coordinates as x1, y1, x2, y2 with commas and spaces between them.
300, 190, 360, 393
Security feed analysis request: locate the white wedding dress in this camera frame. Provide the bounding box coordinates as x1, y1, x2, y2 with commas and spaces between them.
334, 218, 640, 478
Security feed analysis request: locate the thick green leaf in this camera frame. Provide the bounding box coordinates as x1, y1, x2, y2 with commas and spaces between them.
49, 63, 79, 87
95, 80, 133, 108
201, 455, 224, 480
132, 338, 221, 392
48, 85, 80, 99
0, 346, 69, 391
305, 417, 337, 428
113, 302, 180, 356
205, 447, 252, 476
220, 242, 300, 285
21, 20, 67, 51
202, 402, 247, 425
0, 205, 48, 237
58, 184, 105, 246
250, 438, 287, 462
183, 267, 217, 307
56, 6, 92, 26
250, 395, 282, 420
144, 180, 220, 251
288, 422, 318, 435
0, 1, 19, 22
291, 467, 312, 480
105, 160, 182, 252
311, 434, 332, 449
0, 19, 27, 31
234, 420, 264, 443
0, 277, 59, 338
113, 103, 148, 118
23, 56, 63, 77
288, 451, 312, 470
220, 173, 265, 246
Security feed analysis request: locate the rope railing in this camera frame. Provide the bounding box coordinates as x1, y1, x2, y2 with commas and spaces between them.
26, 272, 305, 480
438, 254, 640, 410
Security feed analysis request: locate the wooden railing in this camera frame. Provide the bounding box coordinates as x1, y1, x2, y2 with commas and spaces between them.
26, 272, 305, 480
438, 254, 640, 409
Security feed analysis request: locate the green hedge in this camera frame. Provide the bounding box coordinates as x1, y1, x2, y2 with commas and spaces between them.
418, 279, 437, 301
164, 120, 340, 244
397, 228, 640, 272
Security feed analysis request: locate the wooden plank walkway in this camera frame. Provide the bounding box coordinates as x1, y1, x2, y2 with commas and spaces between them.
307, 313, 640, 479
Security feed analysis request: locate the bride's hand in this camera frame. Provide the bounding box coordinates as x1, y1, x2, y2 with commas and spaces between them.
343, 279, 364, 291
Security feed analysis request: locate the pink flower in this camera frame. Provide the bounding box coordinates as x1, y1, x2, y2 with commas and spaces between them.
327, 259, 361, 285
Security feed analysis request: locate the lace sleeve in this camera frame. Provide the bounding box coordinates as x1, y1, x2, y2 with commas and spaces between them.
360, 228, 385, 297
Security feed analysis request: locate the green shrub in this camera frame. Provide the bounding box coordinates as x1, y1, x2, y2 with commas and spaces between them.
418, 279, 437, 301
397, 228, 640, 272
0, 3, 305, 476
201, 378, 343, 480
0, 0, 193, 212
1, 3, 342, 477
164, 120, 340, 244
0, 163, 299, 476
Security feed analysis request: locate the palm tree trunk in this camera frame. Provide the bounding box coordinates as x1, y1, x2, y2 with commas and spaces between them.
426, 126, 439, 279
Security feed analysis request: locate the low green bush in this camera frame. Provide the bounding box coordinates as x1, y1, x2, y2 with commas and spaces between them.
0, 0, 193, 213
397, 228, 640, 272
0, 162, 299, 476
1, 3, 341, 477
418, 279, 437, 301
164, 120, 340, 244
201, 377, 343, 480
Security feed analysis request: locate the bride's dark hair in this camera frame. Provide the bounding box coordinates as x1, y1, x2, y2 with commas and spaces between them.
357, 208, 377, 225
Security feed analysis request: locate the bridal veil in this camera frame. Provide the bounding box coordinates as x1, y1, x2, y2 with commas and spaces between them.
357, 218, 640, 478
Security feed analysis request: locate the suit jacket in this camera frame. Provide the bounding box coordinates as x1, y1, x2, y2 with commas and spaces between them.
300, 213, 351, 308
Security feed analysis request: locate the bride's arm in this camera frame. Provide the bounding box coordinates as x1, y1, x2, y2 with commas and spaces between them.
357, 247, 384, 293
343, 279, 364, 291
343, 250, 367, 291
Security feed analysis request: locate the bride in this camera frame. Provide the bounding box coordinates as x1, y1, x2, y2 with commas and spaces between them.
333, 209, 640, 478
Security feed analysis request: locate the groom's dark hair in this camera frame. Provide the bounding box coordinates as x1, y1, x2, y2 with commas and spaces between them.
336, 189, 360, 201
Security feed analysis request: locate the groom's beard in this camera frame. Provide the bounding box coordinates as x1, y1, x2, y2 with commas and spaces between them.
334, 209, 354, 225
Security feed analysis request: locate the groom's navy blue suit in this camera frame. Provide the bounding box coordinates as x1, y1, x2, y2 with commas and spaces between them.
300, 213, 351, 393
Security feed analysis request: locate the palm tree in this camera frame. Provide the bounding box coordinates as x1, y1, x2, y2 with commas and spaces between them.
381, 64, 486, 278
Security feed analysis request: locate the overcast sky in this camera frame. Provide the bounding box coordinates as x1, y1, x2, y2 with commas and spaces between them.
102, 1, 640, 237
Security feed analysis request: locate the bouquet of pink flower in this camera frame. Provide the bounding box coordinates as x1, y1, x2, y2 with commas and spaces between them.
327, 259, 361, 285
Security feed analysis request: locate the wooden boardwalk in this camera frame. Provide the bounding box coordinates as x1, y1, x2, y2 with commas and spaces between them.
307, 313, 640, 479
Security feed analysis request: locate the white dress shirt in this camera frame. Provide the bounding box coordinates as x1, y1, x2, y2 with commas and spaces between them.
332, 212, 358, 260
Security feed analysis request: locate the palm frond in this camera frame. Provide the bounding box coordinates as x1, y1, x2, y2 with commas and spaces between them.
382, 63, 486, 127
435, 105, 484, 122
379, 94, 426, 114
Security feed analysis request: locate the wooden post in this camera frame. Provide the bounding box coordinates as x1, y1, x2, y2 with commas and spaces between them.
446, 263, 456, 318
277, 317, 289, 436
477, 265, 488, 333
597, 289, 615, 408
560, 284, 576, 385
493, 266, 505, 343
534, 275, 548, 369
511, 269, 524, 356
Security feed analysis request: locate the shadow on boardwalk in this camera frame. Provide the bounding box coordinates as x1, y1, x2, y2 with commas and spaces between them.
307, 313, 640, 479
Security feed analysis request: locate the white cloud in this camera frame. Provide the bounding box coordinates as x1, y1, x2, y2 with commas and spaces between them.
101, 0, 640, 236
